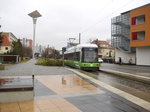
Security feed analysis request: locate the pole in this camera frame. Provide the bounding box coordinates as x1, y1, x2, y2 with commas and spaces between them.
32, 18, 37, 96
32, 18, 37, 76
79, 33, 81, 44
62, 51, 64, 66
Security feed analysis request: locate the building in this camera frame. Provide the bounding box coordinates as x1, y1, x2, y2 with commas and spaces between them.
0, 32, 17, 54
111, 3, 150, 65
92, 40, 115, 62
130, 4, 150, 65
35, 44, 45, 57
0, 32, 20, 63
20, 38, 32, 48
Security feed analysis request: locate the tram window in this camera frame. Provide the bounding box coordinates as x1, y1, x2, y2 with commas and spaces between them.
74, 52, 80, 61
65, 53, 74, 60
82, 48, 98, 62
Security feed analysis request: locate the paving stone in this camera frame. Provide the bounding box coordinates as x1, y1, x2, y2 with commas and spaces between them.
34, 80, 56, 96
66, 93, 150, 112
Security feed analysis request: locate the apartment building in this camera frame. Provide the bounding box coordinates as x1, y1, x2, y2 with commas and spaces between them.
20, 38, 32, 48
130, 4, 150, 65
111, 3, 150, 65
0, 32, 17, 54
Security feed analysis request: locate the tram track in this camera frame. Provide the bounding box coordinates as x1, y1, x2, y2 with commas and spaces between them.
77, 69, 150, 102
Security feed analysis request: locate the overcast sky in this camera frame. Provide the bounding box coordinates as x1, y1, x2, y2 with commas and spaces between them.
0, 0, 149, 50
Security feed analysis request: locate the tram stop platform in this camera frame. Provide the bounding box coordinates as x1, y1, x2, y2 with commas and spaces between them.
0, 66, 150, 112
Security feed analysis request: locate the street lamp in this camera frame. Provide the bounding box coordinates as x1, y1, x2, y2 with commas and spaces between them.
28, 10, 42, 76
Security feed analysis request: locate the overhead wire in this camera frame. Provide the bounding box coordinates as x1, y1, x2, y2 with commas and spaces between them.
81, 0, 138, 34
80, 0, 148, 43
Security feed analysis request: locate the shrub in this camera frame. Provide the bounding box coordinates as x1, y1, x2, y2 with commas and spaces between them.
36, 59, 63, 66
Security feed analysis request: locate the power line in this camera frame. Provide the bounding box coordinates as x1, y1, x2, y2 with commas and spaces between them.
81, 0, 137, 33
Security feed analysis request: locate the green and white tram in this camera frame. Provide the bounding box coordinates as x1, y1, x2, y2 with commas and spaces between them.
64, 44, 100, 71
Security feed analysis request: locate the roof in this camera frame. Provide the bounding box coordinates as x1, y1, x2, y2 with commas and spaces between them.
77, 44, 98, 48
64, 44, 98, 54
99, 40, 112, 48
92, 40, 112, 48
1, 36, 11, 46
121, 3, 150, 15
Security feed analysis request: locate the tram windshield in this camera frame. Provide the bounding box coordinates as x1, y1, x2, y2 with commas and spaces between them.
82, 48, 98, 62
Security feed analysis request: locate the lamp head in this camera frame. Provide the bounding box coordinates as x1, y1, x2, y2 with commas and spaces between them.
28, 10, 42, 18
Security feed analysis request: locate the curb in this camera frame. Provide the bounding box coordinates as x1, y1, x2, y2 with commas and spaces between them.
100, 69, 150, 84
67, 68, 150, 111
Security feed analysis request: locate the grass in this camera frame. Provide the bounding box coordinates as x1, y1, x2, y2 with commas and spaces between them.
36, 58, 63, 66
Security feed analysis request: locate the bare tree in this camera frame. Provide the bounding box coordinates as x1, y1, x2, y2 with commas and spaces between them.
106, 38, 111, 45
91, 39, 100, 48
22, 46, 32, 58
42, 46, 60, 59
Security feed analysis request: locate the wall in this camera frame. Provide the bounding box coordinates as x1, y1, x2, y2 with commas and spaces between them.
136, 46, 150, 65
130, 5, 150, 47
115, 48, 136, 64
98, 48, 115, 59
0, 46, 12, 54
0, 91, 33, 103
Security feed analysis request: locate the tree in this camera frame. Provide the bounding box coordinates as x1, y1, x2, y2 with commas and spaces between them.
0, 32, 4, 47
22, 46, 32, 58
11, 39, 23, 57
92, 39, 100, 48
42, 47, 49, 59
106, 38, 111, 45
42, 46, 60, 59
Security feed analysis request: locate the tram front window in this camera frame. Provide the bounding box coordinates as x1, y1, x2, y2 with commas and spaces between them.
82, 48, 98, 62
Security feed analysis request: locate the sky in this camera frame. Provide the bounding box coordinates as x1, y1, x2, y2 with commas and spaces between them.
0, 0, 149, 50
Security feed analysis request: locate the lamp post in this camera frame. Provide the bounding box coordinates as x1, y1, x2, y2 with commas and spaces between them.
28, 10, 42, 76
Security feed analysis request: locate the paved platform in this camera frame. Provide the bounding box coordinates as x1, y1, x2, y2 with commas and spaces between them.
1, 73, 150, 112
0, 61, 150, 112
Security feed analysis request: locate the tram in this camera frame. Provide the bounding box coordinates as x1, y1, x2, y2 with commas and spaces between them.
64, 44, 100, 71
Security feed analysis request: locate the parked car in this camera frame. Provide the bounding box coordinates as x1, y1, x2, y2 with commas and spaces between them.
98, 58, 103, 63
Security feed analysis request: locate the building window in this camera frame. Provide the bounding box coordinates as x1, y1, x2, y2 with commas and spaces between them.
137, 31, 145, 40
132, 15, 145, 25
5, 47, 8, 50
136, 15, 145, 25
132, 31, 145, 41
